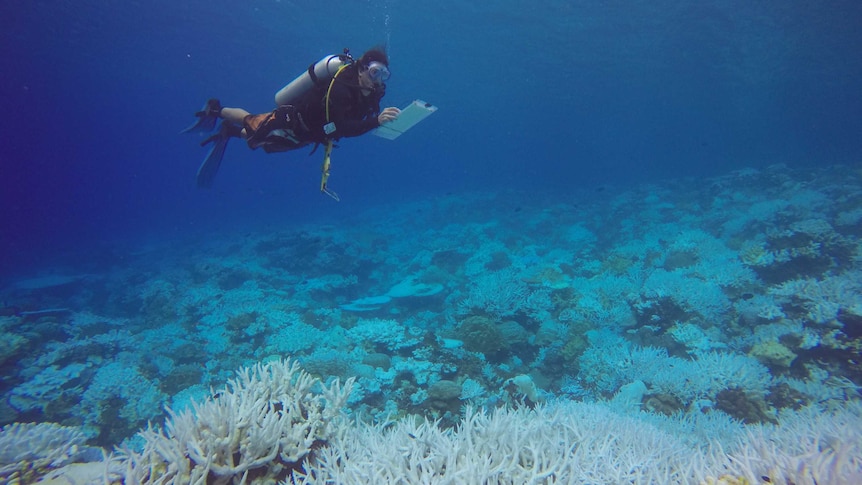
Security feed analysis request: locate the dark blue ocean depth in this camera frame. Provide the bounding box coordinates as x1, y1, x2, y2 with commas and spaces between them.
2, 0, 861, 280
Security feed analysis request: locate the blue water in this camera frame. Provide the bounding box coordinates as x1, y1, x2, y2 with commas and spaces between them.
1, 1, 862, 480
3, 0, 860, 274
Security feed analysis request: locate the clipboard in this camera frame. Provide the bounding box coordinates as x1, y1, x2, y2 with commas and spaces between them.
373, 99, 437, 140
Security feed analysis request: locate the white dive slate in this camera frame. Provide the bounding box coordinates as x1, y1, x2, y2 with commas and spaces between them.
373, 99, 437, 140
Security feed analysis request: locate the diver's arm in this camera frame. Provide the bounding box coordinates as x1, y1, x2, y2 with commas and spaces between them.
328, 104, 400, 137
327, 99, 379, 138
326, 87, 396, 137
331, 115, 379, 137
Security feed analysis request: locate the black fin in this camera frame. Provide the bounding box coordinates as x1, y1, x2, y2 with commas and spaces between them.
195, 122, 234, 188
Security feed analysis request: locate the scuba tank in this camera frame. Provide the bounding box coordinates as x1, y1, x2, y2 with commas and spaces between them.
274, 52, 353, 106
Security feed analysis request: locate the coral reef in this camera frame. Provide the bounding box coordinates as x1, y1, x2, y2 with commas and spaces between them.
0, 422, 95, 483
112, 359, 353, 484
1, 165, 862, 483
293, 398, 862, 484
2, 360, 861, 484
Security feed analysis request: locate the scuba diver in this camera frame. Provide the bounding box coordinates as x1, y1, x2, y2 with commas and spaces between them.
182, 47, 401, 196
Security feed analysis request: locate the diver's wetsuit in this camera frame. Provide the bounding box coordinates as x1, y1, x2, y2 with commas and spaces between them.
244, 65, 383, 153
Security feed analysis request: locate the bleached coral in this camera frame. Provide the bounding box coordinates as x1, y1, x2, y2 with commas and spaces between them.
113, 358, 353, 485
739, 241, 777, 267
689, 351, 772, 398
734, 294, 786, 322
731, 319, 820, 351
790, 217, 836, 238
81, 362, 166, 431
630, 349, 772, 402
669, 229, 758, 288
462, 239, 510, 277
264, 317, 340, 355
777, 366, 862, 405
641, 268, 732, 321
459, 378, 486, 401
293, 400, 862, 484
19, 360, 860, 484
0, 423, 89, 481
8, 363, 89, 413
392, 356, 443, 386
668, 321, 727, 353
457, 268, 530, 317
721, 199, 788, 236
298, 402, 715, 484
579, 332, 771, 402
771, 272, 862, 324
562, 274, 638, 327
24, 327, 136, 374
339, 275, 443, 311
724, 402, 862, 485
348, 318, 421, 351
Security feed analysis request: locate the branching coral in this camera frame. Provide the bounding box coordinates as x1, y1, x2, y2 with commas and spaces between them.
293, 400, 862, 484
0, 422, 90, 482
112, 359, 353, 484
771, 272, 862, 324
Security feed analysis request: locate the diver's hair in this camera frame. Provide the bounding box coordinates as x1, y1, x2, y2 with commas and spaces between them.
359, 46, 389, 67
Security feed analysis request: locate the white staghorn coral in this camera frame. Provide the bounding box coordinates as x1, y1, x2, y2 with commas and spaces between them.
723, 402, 862, 485
0, 422, 89, 480
113, 358, 353, 485
14, 358, 860, 484
770, 271, 862, 324
295, 401, 711, 484
293, 400, 862, 485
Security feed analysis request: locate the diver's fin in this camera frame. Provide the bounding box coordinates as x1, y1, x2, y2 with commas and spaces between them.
195, 121, 241, 188
181, 98, 222, 134
196, 141, 227, 188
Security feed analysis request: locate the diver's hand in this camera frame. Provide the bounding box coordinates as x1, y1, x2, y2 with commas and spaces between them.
378, 107, 400, 125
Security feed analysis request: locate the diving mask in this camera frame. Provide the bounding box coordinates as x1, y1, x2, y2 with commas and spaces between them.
366, 61, 391, 83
